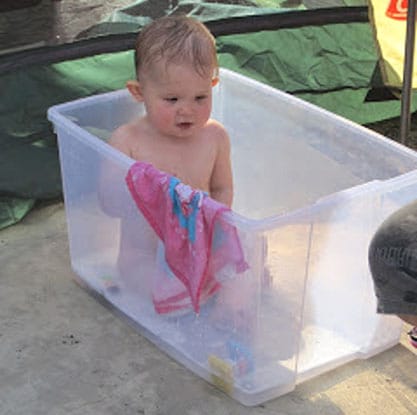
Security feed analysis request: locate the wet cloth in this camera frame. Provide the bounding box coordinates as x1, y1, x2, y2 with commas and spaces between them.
125, 161, 248, 314
368, 200, 417, 315
153, 241, 220, 315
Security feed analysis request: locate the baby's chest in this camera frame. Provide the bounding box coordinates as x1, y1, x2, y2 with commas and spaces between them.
160, 155, 214, 191
137, 147, 215, 190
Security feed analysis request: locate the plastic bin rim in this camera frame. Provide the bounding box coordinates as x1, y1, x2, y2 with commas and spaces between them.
47, 68, 417, 232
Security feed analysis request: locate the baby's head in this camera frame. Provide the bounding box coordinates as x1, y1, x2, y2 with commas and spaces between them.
134, 15, 218, 82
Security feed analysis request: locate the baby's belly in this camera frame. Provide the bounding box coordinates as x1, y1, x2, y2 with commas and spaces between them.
134, 155, 210, 193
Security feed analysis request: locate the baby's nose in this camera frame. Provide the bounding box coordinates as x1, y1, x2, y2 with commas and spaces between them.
178, 102, 193, 115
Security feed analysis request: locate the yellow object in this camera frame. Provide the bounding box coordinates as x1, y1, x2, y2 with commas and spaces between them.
369, 1, 416, 88
208, 355, 234, 395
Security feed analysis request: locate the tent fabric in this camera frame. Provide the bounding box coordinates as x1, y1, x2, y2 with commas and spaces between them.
217, 23, 376, 94
0, 0, 367, 57
368, 0, 416, 89
75, 1, 368, 41
0, 0, 412, 229
0, 51, 135, 230
0, 197, 35, 230
0, 1, 369, 74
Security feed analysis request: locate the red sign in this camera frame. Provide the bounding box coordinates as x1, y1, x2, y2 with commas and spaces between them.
386, 0, 408, 20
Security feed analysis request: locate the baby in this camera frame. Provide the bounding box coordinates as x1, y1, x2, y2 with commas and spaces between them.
109, 15, 233, 207
103, 17, 256, 346
104, 16, 248, 314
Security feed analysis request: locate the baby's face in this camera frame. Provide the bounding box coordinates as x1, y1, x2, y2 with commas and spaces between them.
140, 63, 215, 139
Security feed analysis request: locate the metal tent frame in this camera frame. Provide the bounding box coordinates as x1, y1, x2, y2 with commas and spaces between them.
400, 0, 417, 145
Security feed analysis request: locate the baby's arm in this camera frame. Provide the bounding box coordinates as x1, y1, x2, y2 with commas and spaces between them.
209, 123, 233, 208
107, 123, 135, 158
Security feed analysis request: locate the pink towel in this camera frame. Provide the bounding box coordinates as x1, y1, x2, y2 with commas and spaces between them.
125, 161, 248, 314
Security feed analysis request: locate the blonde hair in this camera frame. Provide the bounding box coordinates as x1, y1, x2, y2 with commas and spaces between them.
134, 15, 218, 80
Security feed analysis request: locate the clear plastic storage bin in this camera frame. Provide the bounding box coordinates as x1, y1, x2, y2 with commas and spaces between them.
48, 68, 417, 406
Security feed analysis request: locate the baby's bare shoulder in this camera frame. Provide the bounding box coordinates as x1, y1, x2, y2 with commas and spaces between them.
205, 119, 229, 143
108, 120, 143, 156
204, 120, 230, 155
109, 122, 137, 145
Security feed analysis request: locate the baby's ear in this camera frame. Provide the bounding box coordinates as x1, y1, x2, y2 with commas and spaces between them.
126, 80, 144, 102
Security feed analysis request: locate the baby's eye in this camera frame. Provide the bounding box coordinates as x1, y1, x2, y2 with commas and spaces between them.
195, 95, 207, 101
164, 97, 178, 103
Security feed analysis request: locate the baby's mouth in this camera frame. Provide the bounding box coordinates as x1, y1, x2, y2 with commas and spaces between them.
177, 122, 193, 130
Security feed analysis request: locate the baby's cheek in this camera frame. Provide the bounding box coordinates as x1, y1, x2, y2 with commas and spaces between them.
153, 108, 175, 127
201, 103, 212, 119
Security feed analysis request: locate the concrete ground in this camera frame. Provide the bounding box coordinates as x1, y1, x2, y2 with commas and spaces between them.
1, 201, 417, 415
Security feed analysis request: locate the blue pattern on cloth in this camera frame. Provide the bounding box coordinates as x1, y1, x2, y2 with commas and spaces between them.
168, 177, 206, 244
